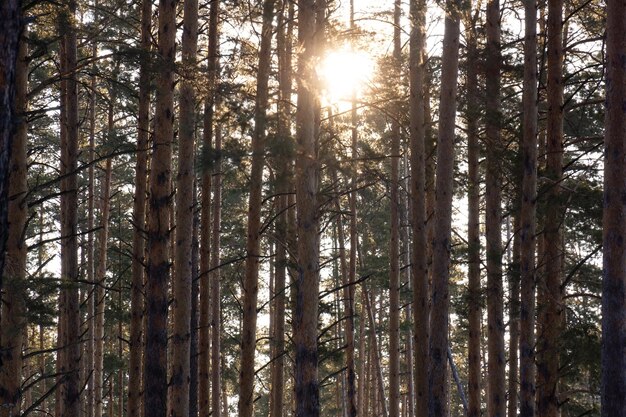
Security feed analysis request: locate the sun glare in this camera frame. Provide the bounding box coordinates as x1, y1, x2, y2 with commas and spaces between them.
319, 47, 374, 105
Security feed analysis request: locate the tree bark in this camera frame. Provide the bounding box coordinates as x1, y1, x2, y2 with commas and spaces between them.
601, 1, 626, 416
519, 2, 538, 417
485, 0, 506, 416
537, 1, 563, 416
199, 1, 219, 414
128, 0, 151, 414
294, 0, 321, 415
59, 3, 81, 414
508, 219, 520, 417
168, 0, 198, 412
210, 125, 222, 417
0, 0, 20, 286
428, 1, 461, 416
464, 6, 481, 417
0, 27, 27, 417
388, 2, 401, 416
408, 0, 429, 413
144, 0, 176, 413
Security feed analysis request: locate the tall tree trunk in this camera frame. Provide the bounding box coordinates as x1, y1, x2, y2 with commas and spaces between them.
408, 0, 429, 413
199, 1, 219, 414
601, 1, 626, 415
429, 1, 461, 416
59, 2, 81, 414
210, 126, 222, 417
0, 0, 20, 285
144, 0, 176, 412
128, 0, 151, 414
189, 188, 200, 417
485, 0, 506, 415
537, 1, 563, 416
464, 6, 481, 417
169, 0, 198, 413
239, 2, 275, 416
519, 1, 538, 417
388, 2, 401, 416
269, 3, 293, 416
0, 27, 27, 417
85, 9, 98, 417
95, 97, 115, 417
508, 219, 520, 417
294, 0, 321, 415
364, 289, 388, 417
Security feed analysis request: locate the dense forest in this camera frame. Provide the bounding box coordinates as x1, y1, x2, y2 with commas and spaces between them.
0, 0, 624, 416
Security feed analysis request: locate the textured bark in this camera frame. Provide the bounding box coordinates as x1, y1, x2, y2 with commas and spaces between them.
485, 1, 506, 416
144, 0, 176, 413
168, 0, 198, 413
408, 0, 429, 414
0, 29, 27, 417
464, 7, 482, 417
128, 0, 151, 414
0, 0, 20, 286
519, 2, 538, 417
199, 1, 219, 415
601, 1, 626, 415
357, 290, 366, 417
294, 0, 320, 415
189, 189, 200, 417
239, 1, 275, 415
537, 2, 563, 416
428, 1, 461, 417
59, 3, 81, 414
388, 2, 401, 417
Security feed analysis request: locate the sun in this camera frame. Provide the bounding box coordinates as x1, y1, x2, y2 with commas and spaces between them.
319, 47, 374, 105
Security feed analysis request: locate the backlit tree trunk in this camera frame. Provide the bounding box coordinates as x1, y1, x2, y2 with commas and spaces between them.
210, 125, 222, 417
294, 0, 321, 414
601, 1, 626, 415
239, 1, 275, 415
429, 1, 461, 416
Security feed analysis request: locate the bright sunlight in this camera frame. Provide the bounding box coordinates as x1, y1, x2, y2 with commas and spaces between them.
318, 47, 374, 105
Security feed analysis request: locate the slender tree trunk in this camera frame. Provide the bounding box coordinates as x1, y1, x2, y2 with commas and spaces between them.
465, 6, 482, 417
144, 0, 176, 412
269, 3, 293, 416
408, 0, 429, 413
364, 289, 388, 417
59, 3, 81, 414
357, 290, 366, 417
519, 2, 538, 417
239, 2, 276, 415
429, 1, 461, 416
210, 125, 222, 417
85, 10, 98, 417
388, 2, 401, 416
189, 189, 200, 417
128, 0, 151, 414
485, 0, 506, 416
537, 1, 563, 416
168, 0, 198, 413
601, 1, 626, 415
0, 27, 27, 417
294, 0, 320, 415
199, 1, 219, 414
508, 219, 521, 417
